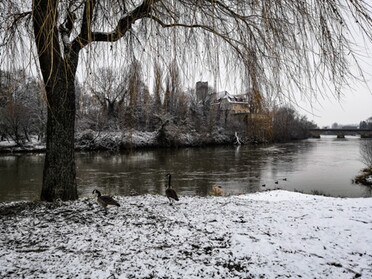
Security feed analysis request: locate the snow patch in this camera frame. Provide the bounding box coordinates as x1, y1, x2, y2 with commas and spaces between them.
0, 191, 371, 278
240, 189, 329, 201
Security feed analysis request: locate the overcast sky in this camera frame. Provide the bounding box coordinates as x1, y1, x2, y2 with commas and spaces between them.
298, 45, 372, 128
299, 81, 372, 127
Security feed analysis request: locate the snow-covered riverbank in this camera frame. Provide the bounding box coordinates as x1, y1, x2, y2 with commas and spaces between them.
0, 130, 232, 153
1, 190, 371, 278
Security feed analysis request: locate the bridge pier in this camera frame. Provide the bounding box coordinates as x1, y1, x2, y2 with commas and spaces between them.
309, 131, 321, 138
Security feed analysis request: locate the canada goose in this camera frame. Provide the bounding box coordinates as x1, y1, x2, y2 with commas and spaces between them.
92, 189, 120, 208
165, 173, 179, 205
212, 185, 224, 196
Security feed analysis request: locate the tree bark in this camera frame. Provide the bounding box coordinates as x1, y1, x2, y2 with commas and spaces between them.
41, 61, 78, 201
33, 0, 78, 201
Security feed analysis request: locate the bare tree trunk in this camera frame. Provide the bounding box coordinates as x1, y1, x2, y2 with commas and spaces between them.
33, 0, 78, 201
41, 65, 78, 201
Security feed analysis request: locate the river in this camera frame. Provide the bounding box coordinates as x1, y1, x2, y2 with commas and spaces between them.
0, 136, 371, 202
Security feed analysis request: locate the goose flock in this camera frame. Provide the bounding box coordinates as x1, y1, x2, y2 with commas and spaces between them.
92, 173, 180, 209
93, 174, 288, 209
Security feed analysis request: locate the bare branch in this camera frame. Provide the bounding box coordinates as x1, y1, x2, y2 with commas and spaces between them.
73, 0, 156, 49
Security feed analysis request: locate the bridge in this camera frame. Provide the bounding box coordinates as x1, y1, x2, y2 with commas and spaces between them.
309, 129, 372, 138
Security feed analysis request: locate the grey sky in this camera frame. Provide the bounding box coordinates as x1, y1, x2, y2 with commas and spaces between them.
299, 44, 372, 127
300, 81, 372, 127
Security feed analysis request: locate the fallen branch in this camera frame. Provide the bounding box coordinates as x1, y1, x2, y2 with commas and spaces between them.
234, 132, 243, 145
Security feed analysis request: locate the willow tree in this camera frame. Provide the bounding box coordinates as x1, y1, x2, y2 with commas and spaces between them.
0, 0, 371, 201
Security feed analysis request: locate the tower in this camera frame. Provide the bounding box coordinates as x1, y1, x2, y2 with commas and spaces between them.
196, 81, 208, 102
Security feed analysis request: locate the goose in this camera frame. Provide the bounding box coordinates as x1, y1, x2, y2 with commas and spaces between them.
212, 185, 224, 196
92, 189, 120, 208
165, 173, 179, 205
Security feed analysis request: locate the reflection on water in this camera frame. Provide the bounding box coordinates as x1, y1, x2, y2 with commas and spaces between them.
0, 154, 45, 202
0, 136, 371, 202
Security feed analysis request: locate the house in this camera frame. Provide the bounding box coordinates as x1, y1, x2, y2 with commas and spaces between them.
215, 91, 251, 114
196, 81, 251, 114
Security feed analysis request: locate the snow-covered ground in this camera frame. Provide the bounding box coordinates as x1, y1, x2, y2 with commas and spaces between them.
0, 137, 45, 152
0, 190, 371, 278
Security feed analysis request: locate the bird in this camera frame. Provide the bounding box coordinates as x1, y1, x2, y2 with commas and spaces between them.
212, 185, 224, 196
92, 189, 120, 209
165, 173, 179, 205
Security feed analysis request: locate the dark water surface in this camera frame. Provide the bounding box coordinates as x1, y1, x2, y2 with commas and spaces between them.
1, 136, 371, 202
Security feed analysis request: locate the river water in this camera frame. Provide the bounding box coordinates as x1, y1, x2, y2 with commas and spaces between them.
0, 136, 371, 202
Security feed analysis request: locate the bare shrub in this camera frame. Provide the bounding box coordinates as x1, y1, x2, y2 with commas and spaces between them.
360, 140, 372, 167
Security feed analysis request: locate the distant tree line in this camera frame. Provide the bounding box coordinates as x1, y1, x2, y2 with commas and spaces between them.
0, 70, 46, 145
360, 119, 372, 130
271, 107, 318, 142
0, 68, 317, 147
